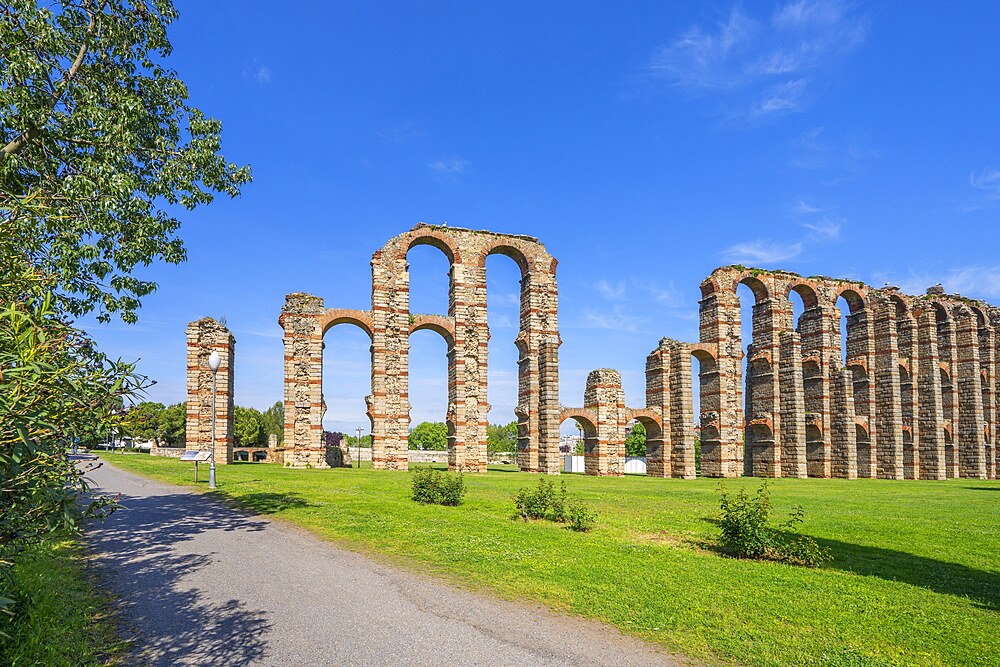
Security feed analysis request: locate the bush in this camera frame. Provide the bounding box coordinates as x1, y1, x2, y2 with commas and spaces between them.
718, 481, 831, 567
514, 478, 595, 531
410, 467, 465, 506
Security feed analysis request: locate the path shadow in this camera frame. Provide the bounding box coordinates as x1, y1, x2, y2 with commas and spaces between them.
962, 486, 1000, 491
84, 486, 273, 666
696, 517, 999, 610
236, 492, 315, 514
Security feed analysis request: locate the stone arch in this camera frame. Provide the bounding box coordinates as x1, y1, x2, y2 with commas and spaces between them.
479, 241, 534, 276
320, 309, 374, 339
409, 314, 455, 348
834, 287, 866, 313
737, 275, 769, 303
398, 228, 463, 265
787, 282, 820, 310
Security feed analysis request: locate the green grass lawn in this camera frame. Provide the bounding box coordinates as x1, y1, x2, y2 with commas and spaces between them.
102, 453, 1000, 667
0, 536, 126, 666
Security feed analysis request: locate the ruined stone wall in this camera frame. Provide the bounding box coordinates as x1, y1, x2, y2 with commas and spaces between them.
697, 266, 1000, 480
185, 318, 234, 464
280, 224, 560, 473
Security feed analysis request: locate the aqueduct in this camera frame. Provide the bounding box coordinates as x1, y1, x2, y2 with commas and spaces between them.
184, 224, 1000, 480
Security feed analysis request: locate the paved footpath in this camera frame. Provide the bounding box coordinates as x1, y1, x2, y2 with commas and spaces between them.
85, 460, 687, 667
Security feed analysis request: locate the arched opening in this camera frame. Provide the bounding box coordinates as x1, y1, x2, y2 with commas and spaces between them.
485, 252, 523, 462
322, 322, 373, 446
856, 422, 871, 469
406, 243, 452, 317
892, 296, 918, 479
407, 329, 449, 454
691, 349, 718, 478
559, 415, 596, 473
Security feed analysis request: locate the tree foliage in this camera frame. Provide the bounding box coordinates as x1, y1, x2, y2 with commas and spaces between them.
0, 0, 251, 323
261, 401, 283, 445
233, 405, 264, 448
487, 421, 517, 457
408, 422, 447, 451
0, 285, 145, 608
625, 421, 647, 457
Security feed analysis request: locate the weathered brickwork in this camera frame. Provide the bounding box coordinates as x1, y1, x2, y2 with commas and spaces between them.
185, 318, 234, 465
696, 267, 1000, 480
258, 224, 1000, 481
279, 224, 560, 472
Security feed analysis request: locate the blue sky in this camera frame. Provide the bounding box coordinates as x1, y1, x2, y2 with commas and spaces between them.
82, 1, 1000, 435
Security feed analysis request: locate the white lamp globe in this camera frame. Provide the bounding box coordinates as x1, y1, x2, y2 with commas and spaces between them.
208, 350, 221, 372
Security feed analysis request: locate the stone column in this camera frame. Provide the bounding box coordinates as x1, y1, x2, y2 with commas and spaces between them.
370, 249, 410, 470
185, 318, 235, 465
872, 294, 903, 479
992, 309, 1000, 478
698, 285, 743, 477
896, 307, 920, 479
278, 294, 327, 468
936, 309, 960, 478
449, 260, 488, 473
537, 338, 562, 474
977, 316, 996, 479
799, 304, 836, 478
667, 341, 696, 479
583, 369, 626, 476
778, 331, 807, 478
955, 308, 987, 479
745, 298, 783, 477
644, 341, 671, 478
830, 366, 857, 479
516, 266, 561, 473
916, 309, 947, 479
845, 305, 877, 478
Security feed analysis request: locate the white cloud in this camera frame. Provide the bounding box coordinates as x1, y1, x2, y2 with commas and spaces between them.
966, 167, 1000, 209
722, 240, 803, 264
874, 266, 1000, 300
594, 279, 626, 300
751, 78, 809, 116
255, 66, 272, 84
792, 197, 825, 214
802, 215, 843, 239
584, 306, 647, 333
650, 0, 865, 119
376, 122, 427, 143
428, 157, 470, 175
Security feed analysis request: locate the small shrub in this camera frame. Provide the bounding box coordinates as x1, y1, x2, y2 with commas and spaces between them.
718, 481, 830, 567
410, 467, 465, 506
514, 478, 595, 531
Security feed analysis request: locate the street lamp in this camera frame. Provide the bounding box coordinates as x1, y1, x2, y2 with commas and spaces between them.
208, 350, 221, 489
355, 426, 362, 469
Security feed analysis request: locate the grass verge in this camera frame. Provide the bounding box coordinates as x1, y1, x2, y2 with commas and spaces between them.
0, 536, 125, 666
103, 452, 1000, 667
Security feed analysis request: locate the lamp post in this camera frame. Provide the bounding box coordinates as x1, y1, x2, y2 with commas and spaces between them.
208, 350, 221, 488
355, 426, 362, 469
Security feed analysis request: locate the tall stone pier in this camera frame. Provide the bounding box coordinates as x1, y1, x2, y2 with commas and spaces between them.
185, 318, 235, 465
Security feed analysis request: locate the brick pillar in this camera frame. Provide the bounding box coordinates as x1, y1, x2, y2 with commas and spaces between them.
667, 341, 696, 479
645, 341, 671, 478
830, 365, 857, 479
370, 249, 410, 470
583, 369, 625, 476
537, 338, 562, 475
185, 318, 235, 465
846, 305, 877, 478
516, 268, 560, 473
698, 286, 743, 477
992, 309, 1000, 478
896, 308, 920, 479
977, 317, 996, 479
800, 304, 836, 478
278, 294, 327, 468
778, 331, 807, 478
745, 298, 783, 477
872, 294, 903, 479
955, 308, 987, 479
936, 309, 960, 478
449, 260, 488, 473
916, 309, 946, 479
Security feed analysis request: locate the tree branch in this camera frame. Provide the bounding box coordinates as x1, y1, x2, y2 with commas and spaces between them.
1, 2, 97, 161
